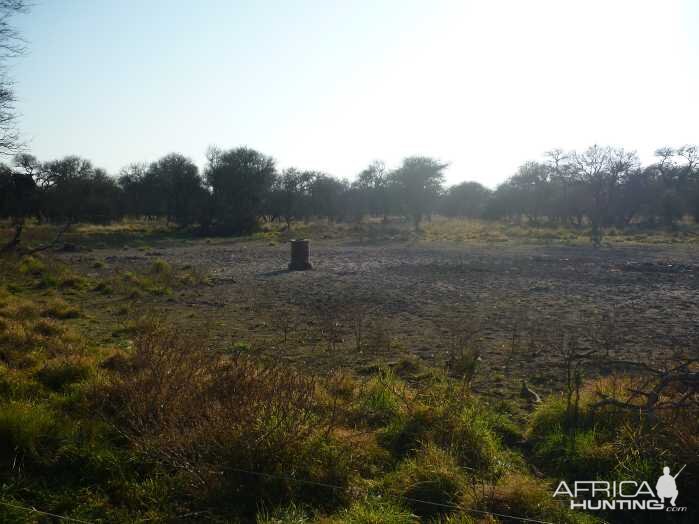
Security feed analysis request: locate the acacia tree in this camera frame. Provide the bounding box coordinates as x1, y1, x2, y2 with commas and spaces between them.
147, 153, 204, 226
308, 174, 348, 223
571, 146, 638, 244
440, 181, 491, 218
36, 156, 122, 224
650, 146, 699, 227
356, 160, 389, 221
391, 156, 447, 231
118, 163, 153, 217
270, 168, 314, 230
204, 146, 276, 234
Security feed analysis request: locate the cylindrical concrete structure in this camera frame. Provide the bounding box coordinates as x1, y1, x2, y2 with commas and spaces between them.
289, 239, 312, 270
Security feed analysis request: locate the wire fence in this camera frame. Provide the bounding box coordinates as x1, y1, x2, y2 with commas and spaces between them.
1, 465, 561, 524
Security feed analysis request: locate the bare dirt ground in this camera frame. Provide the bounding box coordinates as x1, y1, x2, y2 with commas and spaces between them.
63, 238, 699, 402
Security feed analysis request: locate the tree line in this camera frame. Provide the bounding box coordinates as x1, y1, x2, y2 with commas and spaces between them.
0, 149, 448, 245
1, 144, 698, 248
484, 145, 699, 242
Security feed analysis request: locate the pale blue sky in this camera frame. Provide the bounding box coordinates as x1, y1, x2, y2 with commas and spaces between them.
10, 0, 699, 186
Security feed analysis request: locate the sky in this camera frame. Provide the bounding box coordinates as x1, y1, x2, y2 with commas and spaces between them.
9, 0, 699, 187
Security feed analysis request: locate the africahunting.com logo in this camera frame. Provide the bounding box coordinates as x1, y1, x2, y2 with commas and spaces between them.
553, 465, 687, 512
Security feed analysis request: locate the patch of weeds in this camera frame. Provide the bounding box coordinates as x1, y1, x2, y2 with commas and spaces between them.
32, 318, 64, 337
18, 256, 47, 276
329, 497, 417, 523
223, 340, 253, 356
256, 502, 312, 523
355, 369, 406, 427
59, 274, 88, 290
93, 281, 114, 295
42, 298, 80, 319
35, 357, 94, 391
0, 400, 60, 464
114, 305, 130, 316
488, 473, 595, 524
0, 299, 39, 320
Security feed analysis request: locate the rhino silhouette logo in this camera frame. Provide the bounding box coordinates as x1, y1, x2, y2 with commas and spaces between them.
656, 465, 685, 506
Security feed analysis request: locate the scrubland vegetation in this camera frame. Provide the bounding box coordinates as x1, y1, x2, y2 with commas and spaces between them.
1, 1, 697, 521
0, 221, 697, 523
4, 143, 699, 254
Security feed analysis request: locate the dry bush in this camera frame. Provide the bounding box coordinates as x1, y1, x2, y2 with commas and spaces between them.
345, 302, 376, 352
312, 301, 344, 352
98, 319, 347, 513
273, 304, 294, 347
443, 313, 482, 386
365, 315, 394, 355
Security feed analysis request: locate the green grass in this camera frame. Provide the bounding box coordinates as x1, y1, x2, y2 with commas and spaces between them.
329, 497, 418, 523
383, 444, 467, 519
